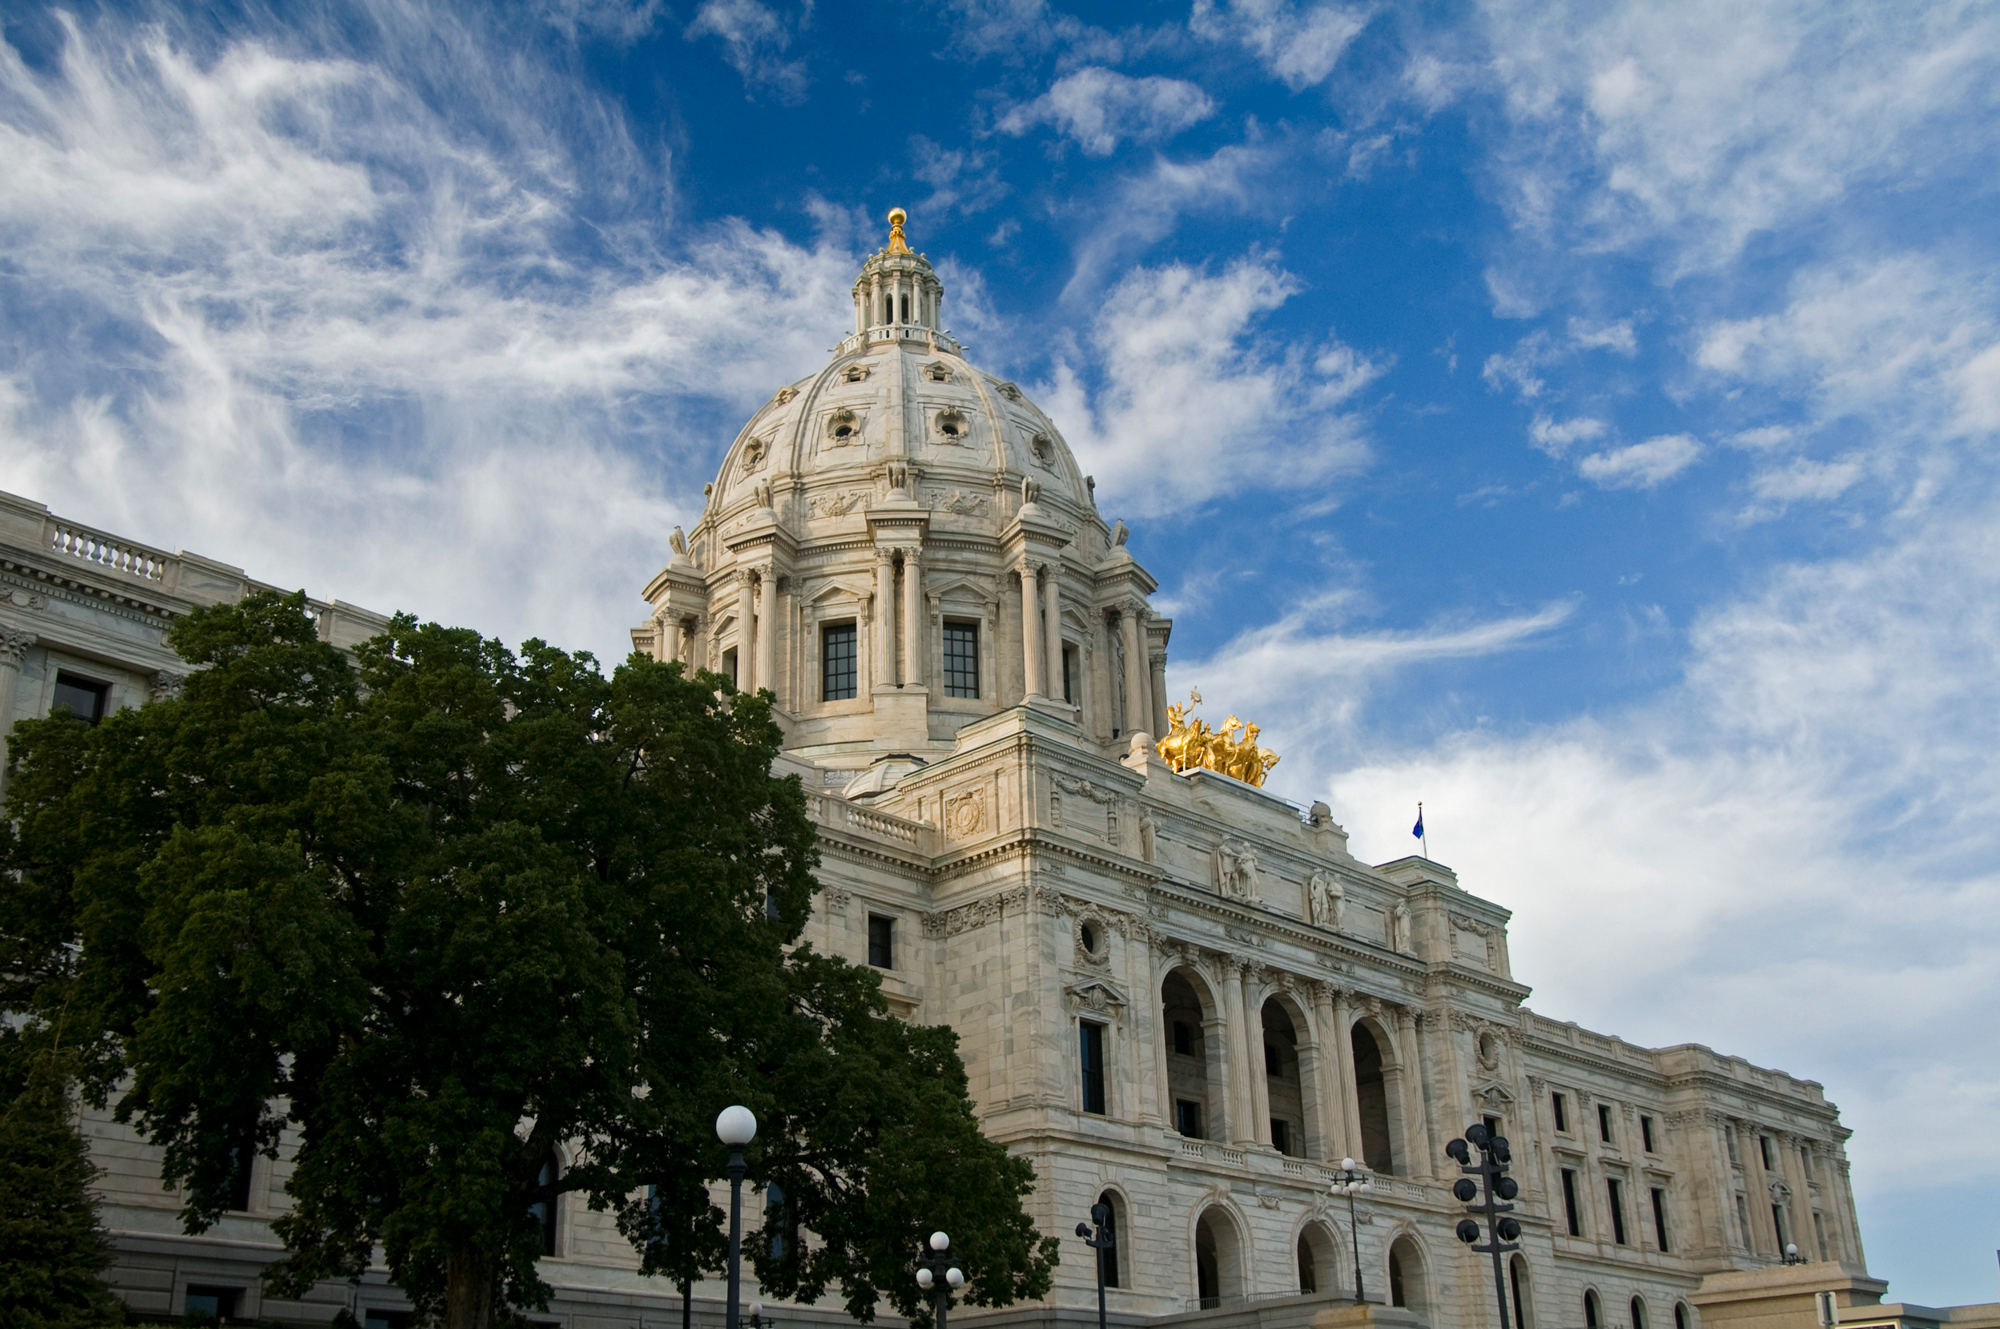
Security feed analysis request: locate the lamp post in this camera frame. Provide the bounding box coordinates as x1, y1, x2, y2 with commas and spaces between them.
1447, 1121, 1522, 1329
1783, 1244, 1806, 1266
1076, 1202, 1114, 1329
1332, 1159, 1371, 1303
747, 1303, 774, 1329
716, 1106, 758, 1329
915, 1230, 964, 1329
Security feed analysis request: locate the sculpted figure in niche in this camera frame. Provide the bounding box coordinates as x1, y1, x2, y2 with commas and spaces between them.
1217, 839, 1259, 902
1390, 900, 1413, 954
1139, 807, 1159, 863
1308, 870, 1344, 930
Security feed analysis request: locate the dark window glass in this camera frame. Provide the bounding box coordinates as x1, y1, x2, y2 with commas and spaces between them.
1652, 1187, 1671, 1253
1511, 1259, 1529, 1329
768, 1182, 788, 1261
1271, 1119, 1290, 1156
724, 647, 739, 686
1585, 1292, 1601, 1329
1561, 1169, 1581, 1237
225, 1134, 256, 1211
944, 622, 979, 698
364, 1312, 415, 1329
822, 623, 857, 700
1599, 1103, 1614, 1143
1642, 1114, 1656, 1152
1552, 1092, 1568, 1133
1176, 1098, 1203, 1139
1675, 1305, 1690, 1329
1633, 1299, 1647, 1329
52, 672, 108, 724
1608, 1178, 1628, 1245
1079, 1021, 1106, 1115
1096, 1193, 1120, 1288
1772, 1203, 1788, 1249
1484, 1114, 1503, 1143
1173, 1021, 1194, 1056
529, 1152, 559, 1256
1760, 1135, 1775, 1170
185, 1287, 241, 1321
867, 915, 893, 969
1063, 644, 1079, 703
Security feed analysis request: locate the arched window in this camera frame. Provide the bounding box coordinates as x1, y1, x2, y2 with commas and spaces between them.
1674, 1303, 1691, 1329
529, 1150, 560, 1257
1584, 1289, 1601, 1329
1509, 1254, 1533, 1329
1387, 1237, 1428, 1317
1633, 1297, 1648, 1329
1094, 1191, 1123, 1288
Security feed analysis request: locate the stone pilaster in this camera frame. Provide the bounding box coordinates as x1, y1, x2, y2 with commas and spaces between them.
1019, 560, 1045, 699
900, 549, 923, 688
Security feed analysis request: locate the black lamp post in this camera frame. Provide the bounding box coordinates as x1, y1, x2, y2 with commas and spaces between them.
1447, 1121, 1522, 1329
915, 1230, 964, 1329
1331, 1158, 1371, 1303
1782, 1243, 1806, 1266
1076, 1202, 1114, 1329
716, 1106, 758, 1329
747, 1303, 774, 1329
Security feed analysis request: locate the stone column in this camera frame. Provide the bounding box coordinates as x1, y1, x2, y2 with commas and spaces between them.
1150, 650, 1169, 738
1310, 984, 1346, 1160
0, 627, 36, 781
756, 570, 779, 703
1778, 1131, 1815, 1258
736, 570, 758, 692
1020, 561, 1045, 699
659, 616, 681, 664
1042, 562, 1064, 701
901, 549, 924, 687
1219, 959, 1256, 1146
1244, 970, 1272, 1148
874, 548, 896, 689
1410, 1010, 1443, 1179
1154, 968, 1176, 1127
1394, 1006, 1435, 1178
1132, 932, 1164, 1128
1331, 989, 1362, 1161
1119, 604, 1149, 737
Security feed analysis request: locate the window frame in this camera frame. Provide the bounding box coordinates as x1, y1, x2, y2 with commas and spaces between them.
1641, 1114, 1656, 1152
1078, 1020, 1107, 1116
1561, 1167, 1582, 1237
51, 670, 110, 724
867, 914, 894, 969
1175, 1097, 1203, 1139
1608, 1177, 1628, 1245
821, 621, 858, 701
942, 619, 980, 699
1552, 1091, 1569, 1134
1599, 1102, 1615, 1143
1652, 1186, 1671, 1253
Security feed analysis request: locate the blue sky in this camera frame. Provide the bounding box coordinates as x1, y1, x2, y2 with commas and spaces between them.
4, 0, 1998, 1304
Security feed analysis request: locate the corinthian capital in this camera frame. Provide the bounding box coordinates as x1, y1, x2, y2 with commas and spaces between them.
0, 627, 35, 667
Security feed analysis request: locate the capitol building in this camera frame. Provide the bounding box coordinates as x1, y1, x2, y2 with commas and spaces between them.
0, 213, 1875, 1329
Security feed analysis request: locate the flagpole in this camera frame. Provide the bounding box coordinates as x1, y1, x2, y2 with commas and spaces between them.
1419, 802, 1428, 860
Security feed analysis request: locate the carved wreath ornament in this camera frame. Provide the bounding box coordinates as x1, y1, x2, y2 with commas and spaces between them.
944, 789, 987, 840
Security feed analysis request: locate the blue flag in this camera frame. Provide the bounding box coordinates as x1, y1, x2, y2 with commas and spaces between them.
1412, 808, 1425, 839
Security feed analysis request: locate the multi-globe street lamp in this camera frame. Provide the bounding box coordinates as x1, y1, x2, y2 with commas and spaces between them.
1075, 1202, 1115, 1329
915, 1231, 965, 1329
1331, 1158, 1372, 1303
1447, 1121, 1523, 1329
715, 1105, 758, 1329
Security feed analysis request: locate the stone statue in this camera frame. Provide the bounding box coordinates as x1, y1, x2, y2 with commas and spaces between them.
1157, 693, 1279, 786
1139, 806, 1158, 863
1309, 870, 1343, 930
1111, 518, 1130, 546
669, 525, 689, 556
1391, 900, 1413, 955
1217, 839, 1259, 901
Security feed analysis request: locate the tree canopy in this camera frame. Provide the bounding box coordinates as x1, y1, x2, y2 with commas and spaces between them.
1, 591, 1057, 1329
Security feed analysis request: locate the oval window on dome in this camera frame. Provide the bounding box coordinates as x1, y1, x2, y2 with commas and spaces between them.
827, 409, 859, 442
935, 407, 969, 441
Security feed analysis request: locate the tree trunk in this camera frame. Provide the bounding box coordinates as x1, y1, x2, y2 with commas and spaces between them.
444, 1245, 500, 1329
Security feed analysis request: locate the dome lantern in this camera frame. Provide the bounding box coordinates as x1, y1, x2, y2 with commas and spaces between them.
850, 207, 948, 345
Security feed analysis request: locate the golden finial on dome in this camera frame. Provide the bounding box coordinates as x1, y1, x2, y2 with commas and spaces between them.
886, 206, 911, 254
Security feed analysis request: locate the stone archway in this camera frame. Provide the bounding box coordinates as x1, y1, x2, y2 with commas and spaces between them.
1193, 1205, 1246, 1309
1162, 966, 1227, 1142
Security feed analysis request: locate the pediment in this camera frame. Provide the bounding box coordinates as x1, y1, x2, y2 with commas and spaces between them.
1473, 1080, 1516, 1106
1063, 980, 1129, 1015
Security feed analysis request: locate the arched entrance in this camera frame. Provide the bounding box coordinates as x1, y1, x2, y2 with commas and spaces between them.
1163, 968, 1224, 1141
1351, 1022, 1398, 1174
1193, 1207, 1245, 1309
1295, 1219, 1339, 1296
1260, 996, 1324, 1158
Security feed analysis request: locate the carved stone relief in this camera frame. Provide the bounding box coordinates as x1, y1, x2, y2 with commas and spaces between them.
924, 488, 989, 516
810, 490, 869, 519
944, 789, 988, 840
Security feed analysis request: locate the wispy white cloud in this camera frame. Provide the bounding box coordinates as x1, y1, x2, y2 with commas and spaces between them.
685, 0, 810, 102
997, 66, 1216, 157
1574, 433, 1702, 489
0, 8, 855, 660
1034, 255, 1383, 517
1191, 0, 1372, 91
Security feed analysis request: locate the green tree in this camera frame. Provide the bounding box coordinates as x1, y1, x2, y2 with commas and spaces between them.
2, 591, 1056, 1329
0, 1053, 124, 1328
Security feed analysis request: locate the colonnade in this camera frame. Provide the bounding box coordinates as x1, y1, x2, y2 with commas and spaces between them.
1151, 955, 1434, 1179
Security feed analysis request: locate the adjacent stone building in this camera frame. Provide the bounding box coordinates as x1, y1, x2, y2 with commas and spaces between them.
0, 212, 1870, 1329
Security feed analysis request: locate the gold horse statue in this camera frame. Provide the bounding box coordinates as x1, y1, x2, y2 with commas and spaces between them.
1156, 694, 1279, 786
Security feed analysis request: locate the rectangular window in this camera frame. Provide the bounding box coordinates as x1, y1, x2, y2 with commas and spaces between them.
1599, 1102, 1615, 1143
1760, 1135, 1775, 1171
1271, 1119, 1291, 1156
1652, 1187, 1671, 1253
1800, 1142, 1814, 1178
821, 623, 857, 700
1552, 1091, 1569, 1133
1176, 1099, 1203, 1139
724, 647, 739, 686
1814, 1211, 1828, 1260
867, 915, 893, 969
1079, 1022, 1107, 1115
1173, 1020, 1194, 1056
225, 1134, 256, 1212
1608, 1178, 1628, 1245
1736, 1193, 1751, 1246
1561, 1168, 1582, 1236
1062, 644, 1079, 703
52, 671, 109, 724
943, 622, 979, 698
1641, 1114, 1656, 1152
185, 1287, 242, 1321
1772, 1203, 1788, 1250
1484, 1114, 1503, 1143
